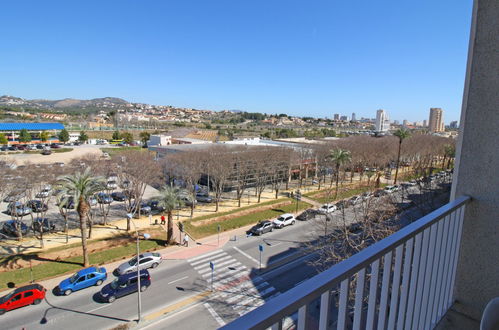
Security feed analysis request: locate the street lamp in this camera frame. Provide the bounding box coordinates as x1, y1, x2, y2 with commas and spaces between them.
127, 214, 149, 323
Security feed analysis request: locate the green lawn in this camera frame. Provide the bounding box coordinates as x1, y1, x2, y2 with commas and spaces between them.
0, 239, 162, 291
190, 197, 290, 223
101, 146, 143, 156
185, 200, 311, 238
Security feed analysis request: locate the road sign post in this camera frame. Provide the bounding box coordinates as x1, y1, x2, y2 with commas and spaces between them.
209, 261, 215, 291
295, 190, 302, 213
258, 244, 264, 271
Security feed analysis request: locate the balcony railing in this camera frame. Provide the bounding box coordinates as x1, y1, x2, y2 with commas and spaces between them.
222, 195, 470, 330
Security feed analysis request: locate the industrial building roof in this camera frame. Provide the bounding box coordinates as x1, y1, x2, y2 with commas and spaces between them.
0, 123, 65, 131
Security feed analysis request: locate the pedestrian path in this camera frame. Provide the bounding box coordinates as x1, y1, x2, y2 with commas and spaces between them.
187, 249, 280, 322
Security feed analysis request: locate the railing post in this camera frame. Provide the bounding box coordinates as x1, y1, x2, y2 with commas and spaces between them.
319, 290, 331, 330
297, 305, 307, 330
337, 279, 350, 330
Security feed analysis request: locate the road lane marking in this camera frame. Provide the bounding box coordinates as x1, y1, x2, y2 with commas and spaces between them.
141, 302, 202, 329
194, 255, 232, 270
87, 305, 109, 313
233, 246, 259, 265
204, 302, 226, 326
167, 276, 189, 285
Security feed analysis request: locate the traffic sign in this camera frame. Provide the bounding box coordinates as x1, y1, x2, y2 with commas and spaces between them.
259, 244, 264, 252
209, 261, 214, 270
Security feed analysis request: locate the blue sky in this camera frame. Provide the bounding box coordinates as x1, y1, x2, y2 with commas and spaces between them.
0, 1, 472, 122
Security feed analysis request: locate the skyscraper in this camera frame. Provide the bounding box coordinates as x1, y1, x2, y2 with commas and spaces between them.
375, 109, 390, 132
351, 112, 356, 121
429, 108, 445, 132
333, 114, 340, 121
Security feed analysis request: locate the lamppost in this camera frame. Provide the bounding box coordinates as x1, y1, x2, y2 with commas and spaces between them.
127, 214, 149, 323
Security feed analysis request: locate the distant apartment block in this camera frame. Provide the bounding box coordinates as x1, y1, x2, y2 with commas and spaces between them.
333, 113, 340, 120
351, 112, 356, 121
450, 120, 459, 129
429, 107, 445, 132
340, 115, 349, 121
375, 109, 390, 132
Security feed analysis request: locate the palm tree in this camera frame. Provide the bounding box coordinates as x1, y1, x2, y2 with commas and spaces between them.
330, 149, 352, 199
155, 186, 185, 245
393, 128, 411, 184
443, 144, 455, 169
57, 168, 105, 266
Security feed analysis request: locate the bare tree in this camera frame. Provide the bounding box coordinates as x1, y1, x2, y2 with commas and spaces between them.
204, 146, 231, 212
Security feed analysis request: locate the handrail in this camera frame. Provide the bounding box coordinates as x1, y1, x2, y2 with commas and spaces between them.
222, 195, 471, 330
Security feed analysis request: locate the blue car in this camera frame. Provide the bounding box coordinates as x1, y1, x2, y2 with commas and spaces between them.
58, 267, 107, 296
99, 270, 150, 303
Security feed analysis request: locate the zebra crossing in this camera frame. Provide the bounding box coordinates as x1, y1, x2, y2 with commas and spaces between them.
187, 249, 280, 319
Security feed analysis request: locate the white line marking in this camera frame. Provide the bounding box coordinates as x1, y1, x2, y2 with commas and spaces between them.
233, 246, 259, 265
187, 249, 224, 263
204, 302, 226, 326
167, 276, 189, 284
199, 260, 241, 275
195, 255, 233, 271
189, 252, 227, 266
87, 305, 109, 313
141, 302, 202, 330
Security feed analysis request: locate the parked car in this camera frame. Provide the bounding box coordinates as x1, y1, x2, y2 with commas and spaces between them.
35, 189, 51, 198
296, 208, 322, 221
0, 284, 46, 315
8, 146, 17, 151
147, 200, 164, 213
318, 203, 337, 214
374, 189, 387, 197
41, 149, 52, 155
106, 180, 118, 189
273, 213, 296, 228
6, 202, 32, 216
361, 191, 373, 200
88, 196, 98, 207
180, 195, 197, 207
384, 185, 399, 193
0, 145, 8, 152
99, 269, 150, 303
36, 145, 44, 150
195, 194, 213, 203
132, 202, 152, 218
116, 253, 162, 275
16, 145, 26, 151
58, 196, 75, 209
1, 220, 29, 238
26, 200, 48, 213
348, 195, 363, 206
58, 267, 107, 296
247, 220, 274, 236
96, 192, 113, 204
335, 200, 348, 209
32, 218, 56, 233
111, 191, 128, 202
50, 143, 61, 149
3, 191, 25, 203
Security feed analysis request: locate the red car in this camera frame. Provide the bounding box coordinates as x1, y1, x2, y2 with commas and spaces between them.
0, 284, 46, 315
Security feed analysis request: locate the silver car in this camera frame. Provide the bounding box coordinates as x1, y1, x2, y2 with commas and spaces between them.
116, 252, 162, 275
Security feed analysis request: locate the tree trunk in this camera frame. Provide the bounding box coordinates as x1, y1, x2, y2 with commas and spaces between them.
77, 200, 90, 267
275, 188, 279, 199
394, 140, 402, 184
334, 165, 340, 199
167, 211, 173, 244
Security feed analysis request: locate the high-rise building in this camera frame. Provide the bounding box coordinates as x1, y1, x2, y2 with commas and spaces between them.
340, 115, 349, 121
423, 119, 428, 127
403, 119, 409, 127
450, 121, 459, 129
375, 109, 390, 132
351, 112, 356, 121
429, 108, 445, 132
393, 120, 400, 125
333, 114, 340, 120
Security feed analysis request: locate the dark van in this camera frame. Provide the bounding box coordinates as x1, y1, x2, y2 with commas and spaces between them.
99, 269, 150, 303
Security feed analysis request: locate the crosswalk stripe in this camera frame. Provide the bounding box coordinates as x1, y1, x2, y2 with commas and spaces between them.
194, 255, 232, 270
215, 281, 259, 300
232, 286, 277, 310
189, 252, 227, 266
187, 249, 224, 263
198, 260, 241, 274
210, 266, 247, 281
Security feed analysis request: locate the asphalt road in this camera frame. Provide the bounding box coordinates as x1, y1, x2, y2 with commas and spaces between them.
0, 181, 451, 330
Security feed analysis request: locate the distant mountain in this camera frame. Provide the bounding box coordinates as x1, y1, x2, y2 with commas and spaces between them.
0, 95, 129, 109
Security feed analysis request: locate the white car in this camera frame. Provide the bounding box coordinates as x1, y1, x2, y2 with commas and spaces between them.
384, 185, 400, 193
273, 214, 296, 228
319, 203, 337, 213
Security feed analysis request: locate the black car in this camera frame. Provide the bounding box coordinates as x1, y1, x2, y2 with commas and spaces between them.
111, 192, 127, 202
32, 218, 56, 233
147, 200, 164, 213
58, 196, 75, 209
0, 145, 8, 152
196, 194, 213, 203
26, 200, 48, 213
36, 145, 44, 150
296, 208, 322, 221
96, 192, 113, 204
99, 269, 151, 303
8, 146, 17, 151
1, 220, 29, 237
247, 221, 274, 236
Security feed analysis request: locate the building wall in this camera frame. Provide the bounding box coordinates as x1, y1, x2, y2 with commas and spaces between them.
429, 108, 445, 133
451, 0, 499, 322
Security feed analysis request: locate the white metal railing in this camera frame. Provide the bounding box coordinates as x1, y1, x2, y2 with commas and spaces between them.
221, 195, 470, 330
